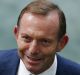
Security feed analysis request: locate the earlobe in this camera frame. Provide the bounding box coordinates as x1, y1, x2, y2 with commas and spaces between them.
57, 35, 69, 52
13, 25, 19, 39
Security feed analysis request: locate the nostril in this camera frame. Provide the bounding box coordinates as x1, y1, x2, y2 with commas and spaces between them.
30, 49, 40, 56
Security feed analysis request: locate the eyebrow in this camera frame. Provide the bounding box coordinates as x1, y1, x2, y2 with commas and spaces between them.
20, 32, 55, 41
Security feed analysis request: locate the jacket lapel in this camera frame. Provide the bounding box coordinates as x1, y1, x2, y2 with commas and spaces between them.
56, 55, 64, 75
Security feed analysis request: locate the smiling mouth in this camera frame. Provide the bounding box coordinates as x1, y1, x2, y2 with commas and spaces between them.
26, 55, 43, 65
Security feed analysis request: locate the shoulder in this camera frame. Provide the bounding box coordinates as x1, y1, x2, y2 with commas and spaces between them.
57, 54, 80, 75
0, 49, 19, 63
0, 49, 20, 73
0, 49, 18, 57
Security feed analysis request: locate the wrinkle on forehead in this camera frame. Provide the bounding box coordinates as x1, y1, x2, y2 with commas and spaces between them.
20, 11, 59, 37
21, 11, 59, 27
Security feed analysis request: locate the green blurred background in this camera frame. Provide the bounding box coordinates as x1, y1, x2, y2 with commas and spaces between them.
0, 0, 80, 63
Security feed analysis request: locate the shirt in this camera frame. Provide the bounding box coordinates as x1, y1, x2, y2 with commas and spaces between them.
17, 55, 57, 75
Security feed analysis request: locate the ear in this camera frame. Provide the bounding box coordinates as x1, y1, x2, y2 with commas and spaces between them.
13, 25, 19, 39
57, 34, 69, 52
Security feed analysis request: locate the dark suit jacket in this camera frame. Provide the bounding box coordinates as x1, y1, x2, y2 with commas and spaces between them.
0, 49, 80, 75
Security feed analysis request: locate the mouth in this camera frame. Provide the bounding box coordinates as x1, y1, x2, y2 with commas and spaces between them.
26, 55, 43, 65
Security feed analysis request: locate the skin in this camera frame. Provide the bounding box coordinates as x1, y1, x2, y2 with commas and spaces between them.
14, 11, 68, 74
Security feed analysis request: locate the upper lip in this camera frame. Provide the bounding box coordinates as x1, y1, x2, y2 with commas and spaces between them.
27, 55, 43, 61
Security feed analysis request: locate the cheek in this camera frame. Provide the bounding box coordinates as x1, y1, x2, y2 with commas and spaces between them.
17, 39, 29, 49
17, 40, 30, 56
42, 47, 56, 56
41, 42, 58, 56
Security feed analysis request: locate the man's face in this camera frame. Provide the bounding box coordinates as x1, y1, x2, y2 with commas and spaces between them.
14, 11, 60, 74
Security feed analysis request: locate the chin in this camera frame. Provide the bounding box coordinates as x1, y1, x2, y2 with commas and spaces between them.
26, 64, 43, 74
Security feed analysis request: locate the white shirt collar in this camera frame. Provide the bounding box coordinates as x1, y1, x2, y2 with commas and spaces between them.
17, 55, 57, 75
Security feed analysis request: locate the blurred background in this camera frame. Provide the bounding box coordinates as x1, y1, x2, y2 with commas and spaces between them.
0, 0, 80, 63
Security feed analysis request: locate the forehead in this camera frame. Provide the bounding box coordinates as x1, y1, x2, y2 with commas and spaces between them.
19, 11, 59, 38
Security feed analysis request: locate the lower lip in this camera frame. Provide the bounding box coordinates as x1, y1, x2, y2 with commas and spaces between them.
27, 56, 43, 65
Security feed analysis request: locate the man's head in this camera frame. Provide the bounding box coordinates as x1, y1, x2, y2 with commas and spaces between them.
14, 0, 69, 74
17, 0, 66, 39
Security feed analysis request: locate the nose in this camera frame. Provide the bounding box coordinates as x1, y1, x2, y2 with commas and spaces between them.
29, 40, 39, 55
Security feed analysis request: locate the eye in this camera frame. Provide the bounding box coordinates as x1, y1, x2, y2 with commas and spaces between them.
22, 35, 32, 43
39, 39, 52, 46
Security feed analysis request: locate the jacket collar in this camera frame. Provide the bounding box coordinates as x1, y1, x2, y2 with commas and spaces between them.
56, 54, 65, 75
